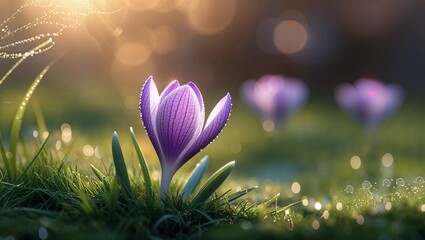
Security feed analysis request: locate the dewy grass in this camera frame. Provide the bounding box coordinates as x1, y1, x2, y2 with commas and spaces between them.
1, 66, 425, 238
7, 56, 61, 181
0, 65, 262, 239
0, 130, 262, 239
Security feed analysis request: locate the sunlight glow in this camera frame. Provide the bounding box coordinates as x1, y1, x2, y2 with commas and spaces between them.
0, 0, 104, 58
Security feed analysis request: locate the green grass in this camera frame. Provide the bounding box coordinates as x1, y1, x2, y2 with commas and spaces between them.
1, 79, 425, 239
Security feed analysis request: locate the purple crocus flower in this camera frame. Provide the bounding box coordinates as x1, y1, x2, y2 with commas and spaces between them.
334, 78, 403, 130
140, 76, 232, 197
241, 75, 308, 131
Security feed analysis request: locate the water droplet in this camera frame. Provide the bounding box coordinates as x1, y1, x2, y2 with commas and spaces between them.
415, 176, 424, 185
382, 179, 391, 187
345, 185, 354, 194
396, 178, 405, 187
362, 181, 372, 189
412, 187, 419, 194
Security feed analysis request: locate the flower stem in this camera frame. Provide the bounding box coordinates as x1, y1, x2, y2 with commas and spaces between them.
160, 167, 174, 199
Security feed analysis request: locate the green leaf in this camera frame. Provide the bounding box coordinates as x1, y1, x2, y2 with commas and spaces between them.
111, 132, 133, 198
191, 161, 235, 206
182, 156, 209, 200
90, 164, 106, 181
0, 38, 53, 87
9, 55, 60, 179
219, 186, 258, 206
129, 127, 153, 198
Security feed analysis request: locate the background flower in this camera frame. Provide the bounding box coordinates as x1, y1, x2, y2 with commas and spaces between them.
240, 75, 308, 132
334, 78, 404, 130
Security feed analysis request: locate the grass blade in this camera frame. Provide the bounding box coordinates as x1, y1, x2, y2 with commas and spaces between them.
271, 200, 302, 215
15, 132, 50, 183
0, 38, 53, 87
191, 161, 235, 206
0, 132, 11, 177
129, 127, 152, 198
9, 55, 61, 179
111, 131, 133, 198
182, 156, 209, 200
90, 164, 106, 181
219, 186, 258, 207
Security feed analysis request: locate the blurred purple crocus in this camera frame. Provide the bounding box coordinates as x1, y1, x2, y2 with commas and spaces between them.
241, 75, 308, 132
140, 76, 232, 197
334, 78, 403, 130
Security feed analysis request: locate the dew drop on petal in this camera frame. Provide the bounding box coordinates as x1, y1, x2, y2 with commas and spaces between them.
382, 179, 391, 187
345, 185, 354, 194
396, 178, 405, 187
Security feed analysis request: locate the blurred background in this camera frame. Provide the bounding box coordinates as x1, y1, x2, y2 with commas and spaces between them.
2, 0, 425, 94
1, 0, 425, 186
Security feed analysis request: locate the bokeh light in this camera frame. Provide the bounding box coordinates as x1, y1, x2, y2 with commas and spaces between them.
291, 182, 301, 194
115, 42, 152, 66
382, 153, 394, 167
153, 26, 177, 54
273, 20, 308, 54
187, 0, 236, 35
125, 0, 175, 12
350, 156, 362, 170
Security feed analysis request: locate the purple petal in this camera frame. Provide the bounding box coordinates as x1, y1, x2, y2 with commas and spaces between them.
335, 83, 358, 116
140, 76, 163, 159
188, 82, 204, 113
240, 80, 260, 114
274, 79, 308, 123
177, 93, 232, 168
160, 80, 180, 100
187, 82, 205, 141
379, 84, 403, 124
335, 79, 404, 129
156, 85, 202, 166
